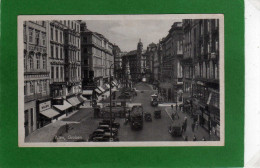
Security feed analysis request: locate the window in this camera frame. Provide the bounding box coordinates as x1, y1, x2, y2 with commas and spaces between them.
51, 45, 54, 58
42, 33, 46, 46
43, 81, 47, 91
39, 81, 42, 93
55, 30, 58, 42
60, 67, 63, 80
30, 82, 34, 93
60, 32, 62, 42
35, 31, 40, 45
24, 83, 27, 96
29, 55, 33, 69
51, 27, 54, 40
56, 67, 59, 79
51, 66, 54, 79
56, 46, 59, 58
60, 48, 63, 59
29, 29, 33, 43
36, 55, 40, 69
216, 41, 219, 51
42, 56, 46, 69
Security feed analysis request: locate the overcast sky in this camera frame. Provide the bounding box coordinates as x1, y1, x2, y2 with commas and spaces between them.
85, 19, 181, 52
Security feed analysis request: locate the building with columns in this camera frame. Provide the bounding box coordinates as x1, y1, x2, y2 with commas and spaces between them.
23, 21, 50, 136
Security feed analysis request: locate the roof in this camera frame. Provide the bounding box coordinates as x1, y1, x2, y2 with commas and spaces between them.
125, 50, 137, 56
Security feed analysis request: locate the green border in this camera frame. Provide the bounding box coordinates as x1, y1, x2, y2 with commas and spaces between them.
0, 0, 244, 167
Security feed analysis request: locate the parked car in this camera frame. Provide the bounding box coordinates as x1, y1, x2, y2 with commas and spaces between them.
168, 125, 182, 137
100, 119, 120, 128
92, 132, 118, 142
98, 125, 118, 135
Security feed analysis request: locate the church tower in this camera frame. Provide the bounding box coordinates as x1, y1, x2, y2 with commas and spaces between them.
137, 38, 143, 54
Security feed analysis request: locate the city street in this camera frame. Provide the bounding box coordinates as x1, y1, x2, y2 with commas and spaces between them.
55, 82, 219, 142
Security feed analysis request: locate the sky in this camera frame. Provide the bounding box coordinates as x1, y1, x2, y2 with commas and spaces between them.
85, 19, 181, 52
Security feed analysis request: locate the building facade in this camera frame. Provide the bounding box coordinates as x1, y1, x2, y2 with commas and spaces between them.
80, 22, 114, 99
182, 19, 220, 136
112, 44, 122, 80
24, 21, 50, 136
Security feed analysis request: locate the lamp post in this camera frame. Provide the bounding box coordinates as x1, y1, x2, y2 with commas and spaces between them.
109, 63, 114, 139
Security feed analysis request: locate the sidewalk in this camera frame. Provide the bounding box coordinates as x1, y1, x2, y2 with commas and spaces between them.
165, 107, 219, 141
25, 120, 79, 142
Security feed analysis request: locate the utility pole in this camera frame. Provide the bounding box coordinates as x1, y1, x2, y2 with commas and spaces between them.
109, 63, 114, 139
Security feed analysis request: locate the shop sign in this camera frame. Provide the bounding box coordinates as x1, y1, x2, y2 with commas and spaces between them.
39, 101, 51, 112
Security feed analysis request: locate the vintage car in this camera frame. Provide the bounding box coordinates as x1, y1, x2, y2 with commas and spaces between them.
91, 132, 118, 142
144, 112, 152, 121
154, 110, 161, 119
168, 124, 182, 137
150, 94, 159, 107
99, 119, 120, 128
97, 125, 118, 135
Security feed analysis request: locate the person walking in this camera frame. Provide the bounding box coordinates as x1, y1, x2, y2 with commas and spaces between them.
196, 120, 199, 130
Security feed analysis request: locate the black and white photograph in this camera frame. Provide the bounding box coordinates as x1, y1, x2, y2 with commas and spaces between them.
18, 14, 224, 147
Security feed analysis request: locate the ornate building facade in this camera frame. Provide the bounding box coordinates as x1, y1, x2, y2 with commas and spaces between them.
24, 21, 50, 136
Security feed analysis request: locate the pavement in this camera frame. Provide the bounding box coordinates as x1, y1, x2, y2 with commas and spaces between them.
25, 120, 79, 142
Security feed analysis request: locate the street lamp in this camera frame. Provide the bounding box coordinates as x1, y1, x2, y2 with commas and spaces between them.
109, 63, 114, 139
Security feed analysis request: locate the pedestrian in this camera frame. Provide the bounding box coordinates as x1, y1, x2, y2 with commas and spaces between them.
193, 135, 197, 141
184, 122, 187, 132
202, 137, 206, 141
191, 122, 195, 132
196, 120, 199, 130
184, 135, 188, 141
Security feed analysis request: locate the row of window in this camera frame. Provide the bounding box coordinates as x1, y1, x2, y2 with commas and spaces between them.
24, 54, 47, 70
24, 26, 46, 46
68, 34, 80, 48
24, 80, 48, 96
50, 45, 63, 59
51, 66, 64, 80
56, 20, 80, 33
50, 26, 63, 43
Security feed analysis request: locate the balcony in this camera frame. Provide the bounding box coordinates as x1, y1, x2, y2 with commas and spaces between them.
24, 92, 50, 102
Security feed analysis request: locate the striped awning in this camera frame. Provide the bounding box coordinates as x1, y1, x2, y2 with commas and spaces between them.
97, 86, 105, 93
67, 97, 81, 106
40, 108, 60, 118
53, 100, 72, 111
82, 90, 93, 95
95, 88, 102, 94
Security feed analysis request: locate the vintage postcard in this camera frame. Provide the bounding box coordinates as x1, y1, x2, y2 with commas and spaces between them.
18, 14, 224, 147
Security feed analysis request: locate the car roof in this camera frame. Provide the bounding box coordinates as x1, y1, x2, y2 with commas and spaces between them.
94, 129, 105, 132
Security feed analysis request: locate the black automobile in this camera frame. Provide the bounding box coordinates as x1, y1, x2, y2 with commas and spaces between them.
100, 119, 120, 128
154, 110, 161, 119
144, 112, 152, 121
98, 125, 118, 135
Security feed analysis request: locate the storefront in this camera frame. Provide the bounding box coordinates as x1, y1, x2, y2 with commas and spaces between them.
53, 100, 73, 119
37, 100, 60, 127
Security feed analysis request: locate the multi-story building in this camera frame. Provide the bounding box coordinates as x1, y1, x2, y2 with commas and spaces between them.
80, 22, 114, 99
47, 20, 82, 121
182, 19, 220, 136
24, 21, 50, 136
160, 22, 183, 103
145, 42, 158, 83
112, 44, 122, 80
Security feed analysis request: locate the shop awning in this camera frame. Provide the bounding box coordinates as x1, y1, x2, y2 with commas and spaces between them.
40, 108, 60, 118
95, 88, 102, 94
53, 100, 72, 111
80, 95, 87, 101
97, 86, 105, 93
105, 84, 110, 89
82, 90, 93, 95
67, 97, 81, 106
77, 96, 84, 103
